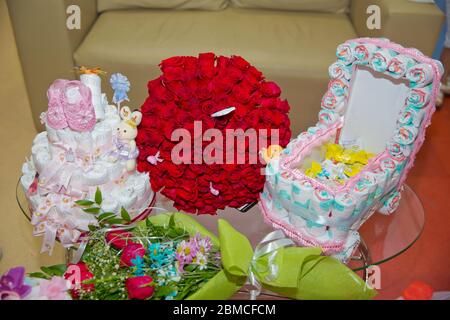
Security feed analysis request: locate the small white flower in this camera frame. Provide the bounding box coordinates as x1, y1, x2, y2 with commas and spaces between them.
192, 252, 208, 270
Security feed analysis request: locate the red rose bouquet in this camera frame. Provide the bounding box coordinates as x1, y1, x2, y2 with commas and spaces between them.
137, 53, 291, 214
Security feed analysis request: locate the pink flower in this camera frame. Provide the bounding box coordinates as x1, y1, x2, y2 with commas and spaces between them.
38, 276, 70, 300
194, 234, 212, 254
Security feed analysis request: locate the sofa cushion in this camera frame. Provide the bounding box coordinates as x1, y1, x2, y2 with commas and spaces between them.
75, 8, 356, 134
231, 0, 349, 13
97, 0, 228, 12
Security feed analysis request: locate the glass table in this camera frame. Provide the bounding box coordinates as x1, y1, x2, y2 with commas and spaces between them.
16, 180, 425, 299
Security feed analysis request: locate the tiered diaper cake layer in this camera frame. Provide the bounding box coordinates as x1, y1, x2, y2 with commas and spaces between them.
20, 72, 153, 254
260, 38, 443, 261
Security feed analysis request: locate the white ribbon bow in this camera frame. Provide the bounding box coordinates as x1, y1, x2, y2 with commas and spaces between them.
247, 230, 294, 300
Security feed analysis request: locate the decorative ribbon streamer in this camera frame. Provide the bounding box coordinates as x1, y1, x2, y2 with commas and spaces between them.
246, 230, 294, 300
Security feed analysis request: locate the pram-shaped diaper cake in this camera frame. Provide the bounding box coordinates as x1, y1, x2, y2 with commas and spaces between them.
259, 38, 442, 261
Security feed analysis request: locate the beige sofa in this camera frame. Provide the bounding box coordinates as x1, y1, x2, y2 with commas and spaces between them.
8, 0, 443, 135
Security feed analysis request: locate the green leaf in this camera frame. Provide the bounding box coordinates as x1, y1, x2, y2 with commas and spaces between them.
154, 285, 177, 298
75, 200, 95, 207
40, 264, 67, 277
88, 224, 97, 232
183, 264, 197, 272
28, 272, 51, 280
106, 218, 125, 225
83, 207, 101, 214
168, 213, 176, 229
95, 187, 102, 205
98, 212, 116, 221
120, 207, 131, 222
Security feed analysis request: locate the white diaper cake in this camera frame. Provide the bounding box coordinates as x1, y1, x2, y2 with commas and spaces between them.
260, 38, 443, 261
20, 69, 154, 254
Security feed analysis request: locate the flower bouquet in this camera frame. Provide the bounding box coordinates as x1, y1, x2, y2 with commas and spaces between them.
2, 212, 376, 300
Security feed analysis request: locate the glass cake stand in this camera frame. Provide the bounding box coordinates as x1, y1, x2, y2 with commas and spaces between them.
16, 180, 425, 300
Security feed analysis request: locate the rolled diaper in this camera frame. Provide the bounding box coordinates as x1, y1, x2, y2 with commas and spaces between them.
45, 123, 59, 143
398, 107, 426, 128
92, 126, 113, 150
351, 179, 371, 214
386, 141, 408, 160
321, 91, 345, 111
56, 128, 76, 146
318, 109, 340, 127
380, 156, 402, 190
22, 161, 35, 176
277, 172, 293, 209
20, 173, 35, 192
310, 188, 334, 216
328, 79, 349, 97
82, 165, 109, 186
387, 55, 416, 78
32, 149, 51, 173
369, 168, 388, 199
33, 132, 48, 147
353, 43, 378, 64
407, 85, 432, 109
75, 132, 94, 153
336, 42, 356, 65
291, 179, 313, 209
329, 61, 352, 80
370, 49, 394, 72
126, 174, 148, 199
100, 197, 120, 214
333, 192, 356, 220
115, 187, 138, 209
380, 157, 396, 180
393, 124, 419, 145
361, 172, 378, 206
107, 161, 124, 181
406, 63, 434, 87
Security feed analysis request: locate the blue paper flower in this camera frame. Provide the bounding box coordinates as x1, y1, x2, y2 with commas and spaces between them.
148, 242, 175, 270
110, 73, 130, 105
130, 255, 145, 276
165, 290, 178, 300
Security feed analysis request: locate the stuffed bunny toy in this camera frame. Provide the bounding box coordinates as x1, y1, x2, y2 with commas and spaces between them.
112, 106, 142, 171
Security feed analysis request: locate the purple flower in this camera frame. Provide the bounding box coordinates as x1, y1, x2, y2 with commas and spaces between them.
0, 267, 32, 300
194, 234, 212, 254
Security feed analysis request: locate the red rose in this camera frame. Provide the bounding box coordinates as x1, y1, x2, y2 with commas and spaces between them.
198, 52, 216, 78
261, 81, 281, 97
160, 56, 185, 68
147, 77, 171, 102
125, 276, 154, 300
105, 230, 135, 250
64, 262, 94, 299
231, 55, 250, 70
120, 243, 146, 267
